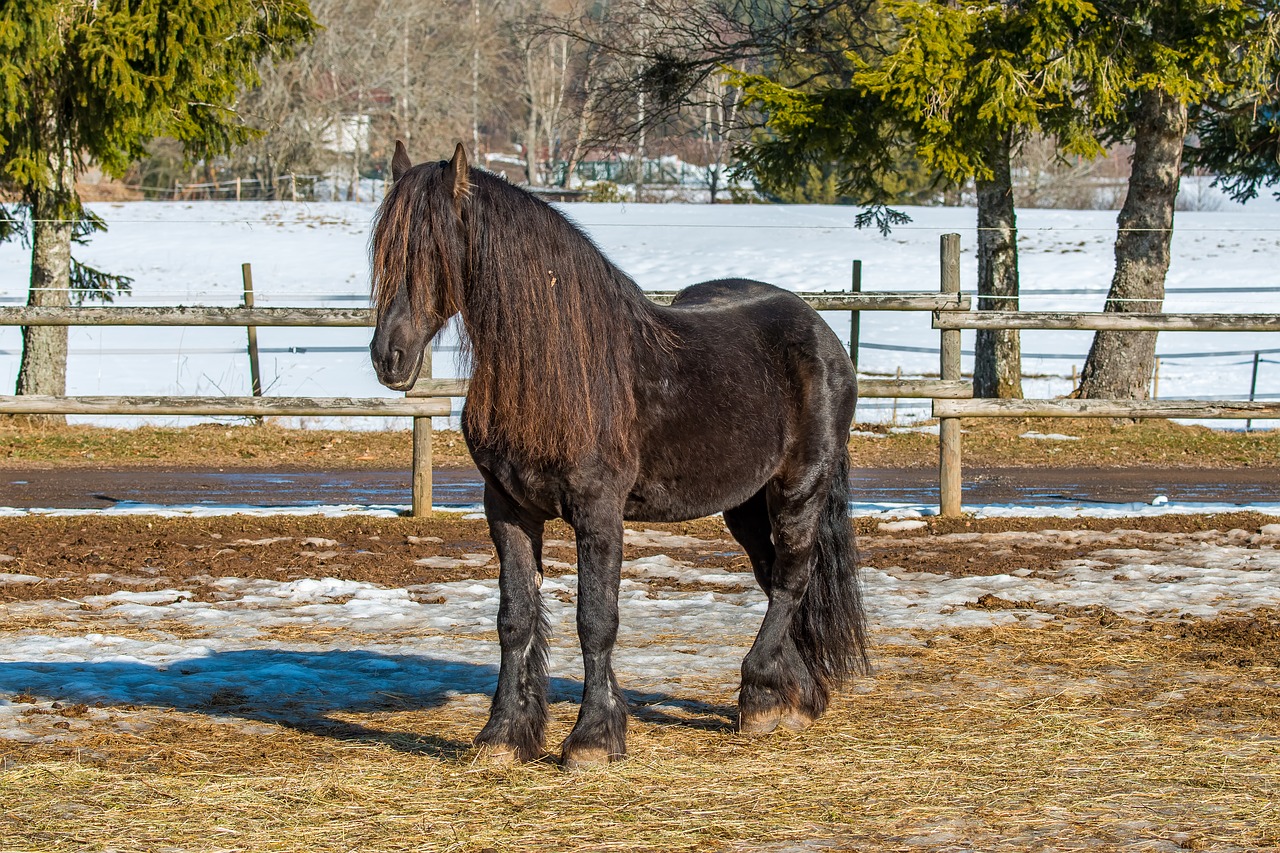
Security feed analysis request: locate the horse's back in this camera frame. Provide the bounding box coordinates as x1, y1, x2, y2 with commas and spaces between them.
668, 278, 810, 317
667, 278, 854, 383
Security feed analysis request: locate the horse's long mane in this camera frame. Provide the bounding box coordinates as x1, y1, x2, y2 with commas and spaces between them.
372, 163, 673, 462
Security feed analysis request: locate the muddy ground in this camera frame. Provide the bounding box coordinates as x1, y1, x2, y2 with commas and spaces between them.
3, 511, 1280, 606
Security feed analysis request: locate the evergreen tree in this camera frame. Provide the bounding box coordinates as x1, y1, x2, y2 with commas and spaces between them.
1076, 0, 1278, 400
0, 0, 315, 423
1189, 103, 1280, 203
733, 0, 1112, 398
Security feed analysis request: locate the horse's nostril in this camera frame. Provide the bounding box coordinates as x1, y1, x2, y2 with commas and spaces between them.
389, 348, 403, 372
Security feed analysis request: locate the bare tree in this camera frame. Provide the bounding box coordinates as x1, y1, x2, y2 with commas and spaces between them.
233, 0, 509, 190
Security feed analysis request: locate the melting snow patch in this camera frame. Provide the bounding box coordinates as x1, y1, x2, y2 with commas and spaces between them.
1019, 431, 1081, 441
1, 531, 1277, 740
878, 519, 928, 533
890, 424, 944, 436
415, 553, 491, 569
624, 529, 721, 549
2, 496, 1280, 522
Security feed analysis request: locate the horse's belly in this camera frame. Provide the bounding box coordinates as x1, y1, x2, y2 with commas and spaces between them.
623, 453, 777, 522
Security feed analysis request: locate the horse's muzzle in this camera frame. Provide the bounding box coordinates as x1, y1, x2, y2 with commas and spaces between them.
372, 345, 424, 391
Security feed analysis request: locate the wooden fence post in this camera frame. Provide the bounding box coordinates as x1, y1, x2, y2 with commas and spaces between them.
939, 233, 963, 517
241, 264, 263, 425
850, 258, 862, 370
408, 345, 434, 517
1248, 350, 1261, 432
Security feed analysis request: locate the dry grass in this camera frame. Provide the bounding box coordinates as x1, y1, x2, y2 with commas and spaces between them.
847, 416, 1280, 469
2, 417, 1278, 471
0, 421, 443, 469
4, 617, 1277, 852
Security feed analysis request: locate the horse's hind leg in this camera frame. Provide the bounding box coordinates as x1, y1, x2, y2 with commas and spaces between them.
474, 486, 550, 764
724, 488, 776, 594
736, 477, 828, 734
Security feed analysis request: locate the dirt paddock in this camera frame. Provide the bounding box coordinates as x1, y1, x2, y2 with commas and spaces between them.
1, 512, 1278, 851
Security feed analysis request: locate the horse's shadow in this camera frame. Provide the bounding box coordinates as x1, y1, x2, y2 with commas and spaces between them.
0, 648, 735, 755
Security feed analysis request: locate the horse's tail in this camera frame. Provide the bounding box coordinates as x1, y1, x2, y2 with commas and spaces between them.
791, 451, 869, 705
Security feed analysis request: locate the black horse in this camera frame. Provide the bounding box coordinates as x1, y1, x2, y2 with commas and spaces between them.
369, 142, 867, 769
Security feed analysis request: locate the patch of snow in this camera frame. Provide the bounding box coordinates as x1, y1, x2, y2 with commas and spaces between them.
890, 424, 943, 436
1, 495, 1279, 524
623, 529, 721, 549
1019, 431, 1081, 441
2, 528, 1278, 743
414, 553, 491, 569
877, 520, 928, 533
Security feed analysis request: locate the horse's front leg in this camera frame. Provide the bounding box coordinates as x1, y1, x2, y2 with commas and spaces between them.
474, 486, 549, 764
561, 503, 627, 769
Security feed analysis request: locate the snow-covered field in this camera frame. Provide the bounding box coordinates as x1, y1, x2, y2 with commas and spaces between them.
4, 523, 1278, 744
3, 198, 1280, 427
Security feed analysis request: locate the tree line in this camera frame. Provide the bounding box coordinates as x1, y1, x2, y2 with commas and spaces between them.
3, 0, 1280, 420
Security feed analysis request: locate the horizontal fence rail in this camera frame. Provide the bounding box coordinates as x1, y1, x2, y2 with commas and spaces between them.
0, 292, 970, 328
0, 306, 375, 327
385, 377, 973, 400
935, 398, 1280, 419
934, 311, 1280, 332
648, 292, 972, 311
0, 395, 450, 418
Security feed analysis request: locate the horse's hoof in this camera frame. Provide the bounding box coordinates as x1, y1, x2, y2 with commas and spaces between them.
561, 746, 615, 771
780, 709, 817, 731
473, 743, 520, 766
737, 709, 782, 734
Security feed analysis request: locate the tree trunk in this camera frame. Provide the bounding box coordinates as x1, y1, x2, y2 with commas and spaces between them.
1078, 87, 1187, 399
973, 130, 1022, 399
563, 48, 600, 190
15, 142, 76, 427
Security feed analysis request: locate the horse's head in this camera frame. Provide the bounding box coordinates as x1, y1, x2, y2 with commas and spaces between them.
369, 141, 470, 391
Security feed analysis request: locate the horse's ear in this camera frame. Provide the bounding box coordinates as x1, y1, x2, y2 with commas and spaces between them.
444, 142, 470, 201
391, 140, 412, 182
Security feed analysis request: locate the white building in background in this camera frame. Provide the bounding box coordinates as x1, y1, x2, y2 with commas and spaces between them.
322, 114, 371, 157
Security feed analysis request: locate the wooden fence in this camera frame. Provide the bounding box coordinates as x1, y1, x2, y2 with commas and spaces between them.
929, 233, 1280, 515
0, 285, 971, 516
3, 234, 1276, 518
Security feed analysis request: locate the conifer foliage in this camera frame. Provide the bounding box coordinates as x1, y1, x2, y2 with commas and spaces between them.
734, 0, 1116, 399
732, 0, 1280, 400
0, 0, 315, 419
